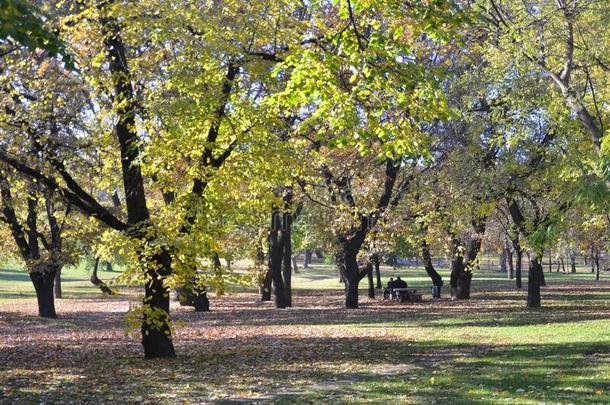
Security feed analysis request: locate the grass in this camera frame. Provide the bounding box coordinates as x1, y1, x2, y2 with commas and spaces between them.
0, 258, 609, 404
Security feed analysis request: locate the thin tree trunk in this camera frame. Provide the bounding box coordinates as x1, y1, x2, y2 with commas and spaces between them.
506, 240, 514, 279
570, 254, 576, 273
54, 268, 62, 299
261, 269, 272, 301
292, 256, 298, 274
560, 257, 566, 272
500, 247, 507, 273
282, 213, 293, 307
594, 251, 600, 281
422, 240, 443, 287
373, 253, 382, 289
91, 257, 116, 295
548, 250, 553, 272
515, 244, 523, 289
304, 249, 312, 268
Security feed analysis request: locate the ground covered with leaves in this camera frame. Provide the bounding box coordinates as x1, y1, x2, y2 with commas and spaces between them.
1, 268, 609, 404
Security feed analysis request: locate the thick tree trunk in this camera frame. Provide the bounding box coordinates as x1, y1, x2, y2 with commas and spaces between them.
54, 268, 62, 299
560, 257, 566, 272
269, 209, 286, 309
527, 257, 543, 308
141, 251, 175, 359
373, 254, 382, 289
30, 265, 57, 318
345, 276, 359, 309
337, 249, 362, 308
455, 266, 472, 299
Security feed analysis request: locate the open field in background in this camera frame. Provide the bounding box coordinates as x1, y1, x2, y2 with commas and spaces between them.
1, 258, 609, 404
1, 254, 608, 301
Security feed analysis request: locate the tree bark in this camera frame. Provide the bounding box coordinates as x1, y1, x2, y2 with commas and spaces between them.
54, 268, 62, 299
500, 247, 507, 273
91, 257, 116, 295
513, 240, 523, 289
506, 241, 514, 280
422, 240, 443, 288
141, 250, 175, 359
366, 263, 375, 299
527, 256, 543, 308
570, 254, 576, 273
282, 212, 293, 307
304, 249, 312, 268
269, 208, 286, 309
594, 251, 600, 281
30, 264, 58, 318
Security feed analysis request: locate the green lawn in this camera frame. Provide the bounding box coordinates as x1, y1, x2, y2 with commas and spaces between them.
1, 259, 609, 404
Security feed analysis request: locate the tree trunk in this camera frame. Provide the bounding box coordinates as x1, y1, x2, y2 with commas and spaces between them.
527, 257, 543, 308
500, 247, 507, 273
141, 250, 176, 359
548, 250, 553, 272
515, 247, 523, 289
91, 257, 117, 295
456, 268, 472, 299
292, 256, 298, 273
373, 253, 382, 289
304, 249, 312, 268
337, 248, 362, 308
282, 215, 292, 307
506, 241, 514, 280
30, 264, 57, 318
314, 249, 324, 259
269, 209, 286, 309
105, 261, 113, 272
422, 240, 443, 288
560, 257, 566, 272
366, 264, 375, 299
594, 251, 600, 281
54, 268, 62, 299
261, 269, 272, 301
570, 254, 576, 273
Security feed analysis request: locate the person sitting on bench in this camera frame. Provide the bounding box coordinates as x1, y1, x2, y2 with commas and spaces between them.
383, 278, 395, 299
393, 277, 408, 289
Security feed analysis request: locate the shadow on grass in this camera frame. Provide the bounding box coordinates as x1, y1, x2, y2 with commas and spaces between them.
3, 333, 608, 405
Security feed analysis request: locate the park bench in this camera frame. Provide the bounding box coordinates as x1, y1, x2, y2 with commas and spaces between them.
393, 288, 423, 303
